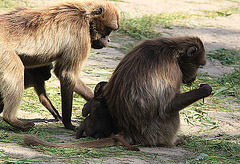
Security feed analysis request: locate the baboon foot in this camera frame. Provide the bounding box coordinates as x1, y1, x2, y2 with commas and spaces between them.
4, 118, 35, 131
174, 137, 185, 146
64, 123, 76, 131
53, 116, 62, 122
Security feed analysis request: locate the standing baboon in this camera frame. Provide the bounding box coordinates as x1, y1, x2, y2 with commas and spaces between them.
76, 81, 113, 139
0, 0, 119, 130
104, 36, 212, 146
0, 64, 62, 121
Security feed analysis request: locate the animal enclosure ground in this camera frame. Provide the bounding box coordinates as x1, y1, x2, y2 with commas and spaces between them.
0, 0, 239, 163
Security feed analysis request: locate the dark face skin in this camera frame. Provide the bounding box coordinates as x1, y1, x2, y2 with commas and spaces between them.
91, 36, 110, 49
90, 17, 118, 49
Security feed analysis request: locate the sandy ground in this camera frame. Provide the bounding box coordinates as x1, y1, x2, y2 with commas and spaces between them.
0, 0, 239, 163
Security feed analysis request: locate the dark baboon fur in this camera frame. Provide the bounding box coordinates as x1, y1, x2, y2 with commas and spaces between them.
23, 82, 139, 151
104, 36, 212, 146
0, 64, 61, 121
76, 81, 114, 139
0, 0, 119, 130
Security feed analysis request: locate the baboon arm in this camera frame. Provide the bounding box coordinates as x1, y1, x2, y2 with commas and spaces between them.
38, 94, 62, 121
74, 79, 94, 101
166, 84, 212, 114
34, 83, 62, 121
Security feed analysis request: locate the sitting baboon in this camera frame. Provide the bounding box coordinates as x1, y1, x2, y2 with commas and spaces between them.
104, 36, 212, 146
76, 81, 114, 139
0, 0, 119, 130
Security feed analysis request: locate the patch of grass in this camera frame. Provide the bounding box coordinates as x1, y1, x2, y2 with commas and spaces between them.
0, 149, 9, 162
182, 68, 240, 100
183, 134, 240, 163
213, 69, 240, 98
200, 6, 240, 17
120, 12, 162, 39
0, 0, 14, 8
207, 48, 240, 66
0, 0, 30, 9
152, 12, 193, 29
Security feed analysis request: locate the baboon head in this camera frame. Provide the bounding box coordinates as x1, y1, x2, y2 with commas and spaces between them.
176, 37, 206, 84
89, 4, 119, 49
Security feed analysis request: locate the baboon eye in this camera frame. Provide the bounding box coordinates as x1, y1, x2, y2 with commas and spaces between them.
187, 46, 198, 57
92, 7, 104, 16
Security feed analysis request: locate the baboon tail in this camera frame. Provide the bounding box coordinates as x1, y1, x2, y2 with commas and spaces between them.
24, 135, 58, 147
24, 135, 119, 148
110, 136, 140, 151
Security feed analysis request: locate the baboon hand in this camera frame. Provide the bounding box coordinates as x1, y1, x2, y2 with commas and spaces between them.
199, 84, 212, 97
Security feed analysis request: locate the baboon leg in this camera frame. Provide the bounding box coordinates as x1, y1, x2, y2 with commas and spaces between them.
166, 84, 212, 114
76, 121, 86, 139
54, 62, 76, 130
74, 79, 94, 101
34, 82, 62, 121
61, 80, 75, 130
0, 97, 3, 113
1, 50, 34, 130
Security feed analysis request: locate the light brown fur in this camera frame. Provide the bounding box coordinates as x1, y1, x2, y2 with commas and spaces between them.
0, 0, 119, 130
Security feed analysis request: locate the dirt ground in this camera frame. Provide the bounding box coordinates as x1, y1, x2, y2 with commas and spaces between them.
0, 0, 239, 163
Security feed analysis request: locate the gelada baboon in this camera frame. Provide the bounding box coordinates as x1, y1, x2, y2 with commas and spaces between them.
0, 64, 62, 121
76, 81, 113, 139
104, 36, 212, 146
0, 0, 119, 130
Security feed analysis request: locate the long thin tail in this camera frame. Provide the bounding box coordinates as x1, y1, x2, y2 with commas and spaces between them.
24, 135, 119, 148
110, 136, 140, 151
24, 135, 140, 151
24, 135, 58, 147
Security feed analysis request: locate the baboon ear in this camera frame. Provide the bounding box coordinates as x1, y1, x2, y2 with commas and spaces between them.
91, 7, 104, 16
94, 83, 101, 95
187, 46, 198, 57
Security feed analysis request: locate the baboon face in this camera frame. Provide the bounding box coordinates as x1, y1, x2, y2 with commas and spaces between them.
178, 40, 206, 84
90, 7, 119, 49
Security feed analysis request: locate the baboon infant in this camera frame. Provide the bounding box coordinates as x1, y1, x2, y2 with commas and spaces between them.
76, 82, 114, 139
24, 82, 139, 151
